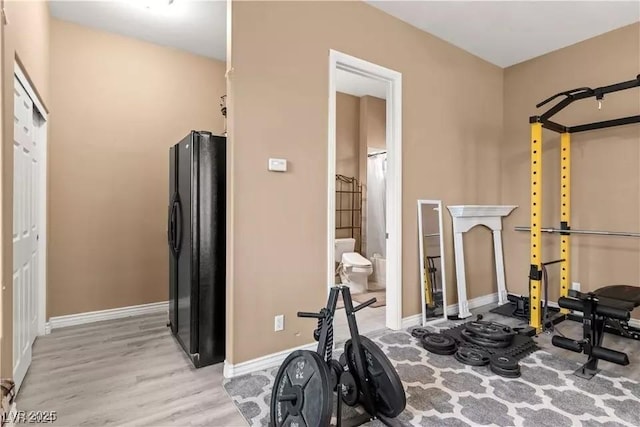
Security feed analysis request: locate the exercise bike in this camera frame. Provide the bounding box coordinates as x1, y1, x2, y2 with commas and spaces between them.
270, 285, 406, 426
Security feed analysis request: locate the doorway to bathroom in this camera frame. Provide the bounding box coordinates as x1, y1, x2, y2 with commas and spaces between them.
327, 50, 402, 341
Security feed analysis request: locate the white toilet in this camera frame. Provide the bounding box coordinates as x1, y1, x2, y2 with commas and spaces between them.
335, 238, 373, 293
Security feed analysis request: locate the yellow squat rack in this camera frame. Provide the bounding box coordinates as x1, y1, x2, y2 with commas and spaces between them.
524, 74, 640, 333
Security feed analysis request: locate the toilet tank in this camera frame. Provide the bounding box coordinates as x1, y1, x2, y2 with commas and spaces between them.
335, 238, 355, 263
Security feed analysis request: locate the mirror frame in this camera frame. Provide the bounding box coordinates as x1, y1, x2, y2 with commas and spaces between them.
417, 199, 448, 325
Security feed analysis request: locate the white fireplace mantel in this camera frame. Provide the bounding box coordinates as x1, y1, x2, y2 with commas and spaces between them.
447, 205, 517, 318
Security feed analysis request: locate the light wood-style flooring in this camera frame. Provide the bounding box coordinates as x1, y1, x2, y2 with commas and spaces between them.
16, 312, 247, 426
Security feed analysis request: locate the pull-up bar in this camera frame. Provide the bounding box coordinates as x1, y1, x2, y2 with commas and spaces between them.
531, 74, 640, 134
515, 226, 640, 238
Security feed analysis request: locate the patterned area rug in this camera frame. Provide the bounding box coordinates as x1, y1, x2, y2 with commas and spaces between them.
223, 329, 640, 426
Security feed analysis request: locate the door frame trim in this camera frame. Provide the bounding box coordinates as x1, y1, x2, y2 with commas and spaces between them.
14, 62, 48, 338
327, 50, 403, 330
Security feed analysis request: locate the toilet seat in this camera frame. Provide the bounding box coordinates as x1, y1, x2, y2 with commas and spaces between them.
342, 252, 372, 268
339, 252, 373, 293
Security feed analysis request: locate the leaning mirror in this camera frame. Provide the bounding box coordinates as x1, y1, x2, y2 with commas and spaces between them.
417, 200, 448, 324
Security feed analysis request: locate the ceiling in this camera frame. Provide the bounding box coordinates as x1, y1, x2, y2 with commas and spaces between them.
336, 69, 387, 99
49, 0, 227, 61
367, 1, 640, 67
49, 1, 639, 68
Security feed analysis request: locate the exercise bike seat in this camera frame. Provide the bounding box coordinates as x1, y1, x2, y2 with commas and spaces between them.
593, 285, 640, 312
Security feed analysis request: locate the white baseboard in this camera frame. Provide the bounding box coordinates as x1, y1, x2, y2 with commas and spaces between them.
446, 292, 499, 316
226, 309, 451, 379
224, 341, 317, 379
401, 314, 422, 329
47, 301, 168, 331
401, 292, 499, 329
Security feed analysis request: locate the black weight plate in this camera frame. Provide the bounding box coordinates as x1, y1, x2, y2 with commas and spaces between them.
461, 329, 511, 348
466, 321, 516, 342
489, 354, 519, 370
329, 359, 343, 391
339, 371, 359, 407
410, 327, 431, 339
490, 363, 521, 378
423, 345, 457, 356
421, 333, 457, 351
455, 346, 490, 366
339, 353, 347, 369
345, 336, 406, 418
270, 350, 332, 427
420, 334, 457, 355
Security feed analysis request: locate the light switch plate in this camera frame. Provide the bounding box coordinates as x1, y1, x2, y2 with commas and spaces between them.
268, 158, 287, 172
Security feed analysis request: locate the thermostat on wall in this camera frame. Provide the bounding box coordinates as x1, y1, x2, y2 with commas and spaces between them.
268, 158, 287, 172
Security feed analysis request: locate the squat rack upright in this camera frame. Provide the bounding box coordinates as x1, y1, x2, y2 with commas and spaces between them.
526, 74, 640, 332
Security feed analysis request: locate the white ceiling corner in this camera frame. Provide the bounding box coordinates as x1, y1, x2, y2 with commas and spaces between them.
366, 1, 640, 67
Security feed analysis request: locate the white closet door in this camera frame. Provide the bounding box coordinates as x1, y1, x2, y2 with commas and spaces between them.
13, 75, 40, 390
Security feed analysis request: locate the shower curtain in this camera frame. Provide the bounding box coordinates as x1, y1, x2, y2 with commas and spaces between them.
366, 154, 387, 259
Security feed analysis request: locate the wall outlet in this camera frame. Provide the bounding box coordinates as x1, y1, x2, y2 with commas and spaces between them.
274, 315, 284, 332
268, 158, 287, 172
571, 282, 581, 292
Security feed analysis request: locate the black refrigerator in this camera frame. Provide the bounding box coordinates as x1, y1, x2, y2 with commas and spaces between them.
168, 131, 226, 368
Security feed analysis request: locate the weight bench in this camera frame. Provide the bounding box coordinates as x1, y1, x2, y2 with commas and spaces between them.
552, 285, 640, 379
593, 285, 640, 340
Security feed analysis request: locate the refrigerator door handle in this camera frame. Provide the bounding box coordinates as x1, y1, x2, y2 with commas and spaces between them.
168, 193, 177, 256
173, 196, 182, 255
168, 203, 173, 247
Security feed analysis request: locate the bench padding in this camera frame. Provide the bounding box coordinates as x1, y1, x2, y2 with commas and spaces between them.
594, 285, 640, 312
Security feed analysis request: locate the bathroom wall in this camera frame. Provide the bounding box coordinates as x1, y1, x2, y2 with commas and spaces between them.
359, 96, 386, 256
336, 92, 360, 179
335, 92, 361, 246
360, 96, 386, 151
335, 92, 387, 255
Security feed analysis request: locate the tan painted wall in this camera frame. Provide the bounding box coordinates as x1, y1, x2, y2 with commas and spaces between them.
1, 0, 50, 377
336, 92, 360, 179
501, 23, 640, 316
228, 1, 503, 364
48, 19, 226, 316
362, 96, 386, 150
335, 92, 361, 245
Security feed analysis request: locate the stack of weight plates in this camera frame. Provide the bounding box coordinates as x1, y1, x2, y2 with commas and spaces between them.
412, 329, 457, 356
489, 354, 521, 378
460, 321, 516, 349
411, 322, 523, 378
